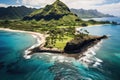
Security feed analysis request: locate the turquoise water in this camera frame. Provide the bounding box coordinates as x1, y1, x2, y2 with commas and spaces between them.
83, 24, 120, 80
0, 20, 120, 79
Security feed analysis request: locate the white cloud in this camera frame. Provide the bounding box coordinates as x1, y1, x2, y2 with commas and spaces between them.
0, 3, 9, 7
16, 0, 20, 4
0, 3, 22, 8
21, 0, 105, 8
22, 0, 55, 7
96, 2, 120, 16
65, 0, 105, 9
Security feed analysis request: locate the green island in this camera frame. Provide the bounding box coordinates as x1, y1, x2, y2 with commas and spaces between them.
0, 0, 110, 58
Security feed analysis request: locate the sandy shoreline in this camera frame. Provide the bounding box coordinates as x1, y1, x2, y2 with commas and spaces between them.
0, 28, 46, 59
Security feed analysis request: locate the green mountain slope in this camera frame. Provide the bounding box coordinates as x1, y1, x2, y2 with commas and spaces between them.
0, 6, 36, 20
70, 9, 114, 18
23, 0, 79, 21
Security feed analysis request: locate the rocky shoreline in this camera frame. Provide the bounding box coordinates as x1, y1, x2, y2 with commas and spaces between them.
63, 35, 108, 59
28, 35, 108, 59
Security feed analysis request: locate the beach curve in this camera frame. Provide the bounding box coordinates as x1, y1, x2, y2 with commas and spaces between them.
0, 28, 46, 59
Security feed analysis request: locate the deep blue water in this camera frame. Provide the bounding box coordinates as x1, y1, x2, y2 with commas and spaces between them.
0, 17, 120, 80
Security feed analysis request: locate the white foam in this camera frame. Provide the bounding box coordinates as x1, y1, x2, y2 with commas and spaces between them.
52, 56, 57, 60
32, 35, 37, 38
93, 62, 101, 67
95, 57, 103, 62
90, 50, 96, 55
78, 41, 103, 67
24, 55, 31, 59
23, 34, 42, 59
33, 52, 76, 64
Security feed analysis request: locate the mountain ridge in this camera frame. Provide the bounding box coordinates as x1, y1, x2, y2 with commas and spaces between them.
70, 8, 114, 18
0, 6, 36, 19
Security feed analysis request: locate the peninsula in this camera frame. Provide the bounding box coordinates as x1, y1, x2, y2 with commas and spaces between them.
22, 0, 108, 59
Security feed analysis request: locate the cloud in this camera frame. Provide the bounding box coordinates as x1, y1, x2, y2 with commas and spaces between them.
0, 3, 9, 7
65, 0, 105, 9
21, 0, 105, 8
22, 0, 55, 7
16, 0, 20, 4
96, 2, 120, 16
0, 3, 22, 8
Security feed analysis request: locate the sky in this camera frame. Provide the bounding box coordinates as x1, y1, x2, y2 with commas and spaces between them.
0, 0, 120, 16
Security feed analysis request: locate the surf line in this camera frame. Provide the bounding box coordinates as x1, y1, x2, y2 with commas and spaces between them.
78, 40, 103, 67
24, 32, 46, 59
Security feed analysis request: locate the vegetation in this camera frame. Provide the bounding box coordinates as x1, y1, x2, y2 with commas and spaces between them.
0, 6, 36, 20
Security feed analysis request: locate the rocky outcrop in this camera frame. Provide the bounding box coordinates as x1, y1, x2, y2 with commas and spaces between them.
64, 35, 108, 54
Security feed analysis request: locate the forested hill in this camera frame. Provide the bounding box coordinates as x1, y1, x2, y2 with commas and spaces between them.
23, 0, 79, 21
70, 9, 114, 18
0, 6, 36, 20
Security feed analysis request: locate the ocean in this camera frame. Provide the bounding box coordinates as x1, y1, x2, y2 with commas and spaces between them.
0, 17, 120, 80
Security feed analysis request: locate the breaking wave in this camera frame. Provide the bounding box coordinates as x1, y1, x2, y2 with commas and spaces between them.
24, 34, 41, 59
78, 40, 103, 67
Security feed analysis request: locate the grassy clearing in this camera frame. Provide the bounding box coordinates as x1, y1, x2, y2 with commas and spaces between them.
54, 36, 73, 50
